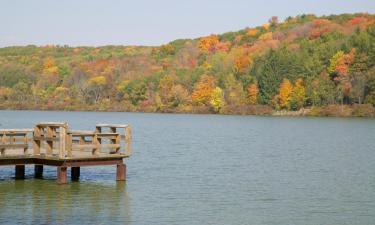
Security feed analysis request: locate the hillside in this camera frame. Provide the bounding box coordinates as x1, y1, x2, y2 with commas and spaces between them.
1, 13, 375, 116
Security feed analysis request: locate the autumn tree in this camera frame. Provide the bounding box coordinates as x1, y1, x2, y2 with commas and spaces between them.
191, 75, 216, 105
277, 78, 293, 109
210, 87, 225, 113
328, 49, 356, 103
247, 83, 259, 104
223, 74, 246, 106
87, 76, 107, 103
198, 35, 219, 52
290, 79, 306, 110
234, 54, 251, 75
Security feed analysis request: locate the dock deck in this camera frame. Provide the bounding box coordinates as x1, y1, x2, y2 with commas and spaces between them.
0, 122, 132, 184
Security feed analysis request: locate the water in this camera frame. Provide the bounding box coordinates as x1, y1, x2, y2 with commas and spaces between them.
0, 110, 374, 225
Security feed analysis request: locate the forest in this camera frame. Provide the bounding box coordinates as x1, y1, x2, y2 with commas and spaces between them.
1, 13, 375, 116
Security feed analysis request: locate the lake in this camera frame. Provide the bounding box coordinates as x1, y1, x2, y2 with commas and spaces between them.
0, 110, 374, 225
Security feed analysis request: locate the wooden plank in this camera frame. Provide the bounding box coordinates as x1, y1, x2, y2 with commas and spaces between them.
37, 122, 67, 127
0, 144, 28, 149
0, 129, 33, 132
33, 137, 60, 141
70, 130, 95, 136
96, 133, 120, 137
96, 124, 129, 128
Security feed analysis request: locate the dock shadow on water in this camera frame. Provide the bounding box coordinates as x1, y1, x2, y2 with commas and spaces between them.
0, 167, 131, 225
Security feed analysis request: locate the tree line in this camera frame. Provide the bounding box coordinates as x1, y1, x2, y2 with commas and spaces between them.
1, 13, 375, 116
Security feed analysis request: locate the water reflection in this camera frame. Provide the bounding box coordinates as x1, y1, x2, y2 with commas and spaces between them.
0, 180, 131, 225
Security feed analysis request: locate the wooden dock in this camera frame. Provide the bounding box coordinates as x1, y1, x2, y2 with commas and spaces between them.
0, 122, 132, 184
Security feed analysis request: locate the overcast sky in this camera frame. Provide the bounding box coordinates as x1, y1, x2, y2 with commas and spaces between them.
0, 0, 374, 47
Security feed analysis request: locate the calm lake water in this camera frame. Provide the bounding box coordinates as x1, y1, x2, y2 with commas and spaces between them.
0, 110, 374, 225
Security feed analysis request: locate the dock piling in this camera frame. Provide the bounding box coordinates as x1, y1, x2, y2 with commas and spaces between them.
34, 165, 43, 178
71, 167, 80, 181
15, 165, 25, 179
116, 163, 126, 181
57, 166, 68, 184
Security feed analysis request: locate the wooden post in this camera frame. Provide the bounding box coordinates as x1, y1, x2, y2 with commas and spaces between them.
116, 163, 126, 181
34, 165, 43, 178
59, 125, 66, 158
66, 133, 72, 157
92, 134, 98, 155
15, 165, 25, 179
110, 127, 117, 153
71, 167, 80, 181
79, 136, 85, 151
23, 134, 28, 155
125, 127, 132, 156
46, 127, 53, 156
1, 131, 6, 156
33, 126, 41, 155
57, 166, 68, 184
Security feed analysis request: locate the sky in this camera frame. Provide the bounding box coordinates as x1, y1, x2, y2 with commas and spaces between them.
0, 0, 374, 47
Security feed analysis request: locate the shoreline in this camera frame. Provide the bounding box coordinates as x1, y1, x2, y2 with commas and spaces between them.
0, 103, 374, 118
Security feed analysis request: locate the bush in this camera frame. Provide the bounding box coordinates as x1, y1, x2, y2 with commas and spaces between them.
352, 104, 375, 117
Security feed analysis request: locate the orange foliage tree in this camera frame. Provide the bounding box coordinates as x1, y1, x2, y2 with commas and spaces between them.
191, 75, 217, 105
247, 83, 259, 104
198, 35, 219, 52
234, 54, 251, 74
329, 49, 356, 97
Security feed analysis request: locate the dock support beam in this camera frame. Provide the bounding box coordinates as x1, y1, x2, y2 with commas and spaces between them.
57, 166, 67, 184
15, 165, 25, 179
34, 165, 43, 178
71, 167, 80, 181
116, 163, 126, 181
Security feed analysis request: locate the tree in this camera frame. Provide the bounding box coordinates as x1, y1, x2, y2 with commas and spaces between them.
290, 79, 306, 110
198, 35, 219, 52
223, 73, 246, 106
278, 79, 293, 109
191, 75, 216, 105
247, 83, 259, 104
87, 76, 107, 103
210, 87, 225, 113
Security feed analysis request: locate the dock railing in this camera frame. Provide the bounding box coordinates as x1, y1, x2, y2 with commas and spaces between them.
0, 122, 131, 159
0, 129, 33, 156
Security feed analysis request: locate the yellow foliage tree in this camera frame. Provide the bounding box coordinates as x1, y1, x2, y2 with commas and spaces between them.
192, 75, 216, 105
247, 83, 259, 105
262, 23, 270, 30
198, 35, 219, 52
88, 76, 107, 86
87, 76, 107, 103
258, 32, 273, 41
43, 57, 59, 74
247, 28, 258, 36
290, 79, 305, 110
278, 78, 293, 109
210, 87, 225, 113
